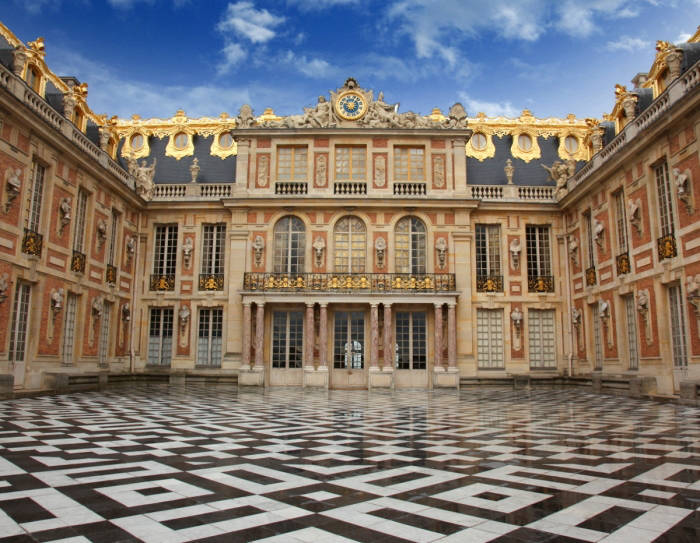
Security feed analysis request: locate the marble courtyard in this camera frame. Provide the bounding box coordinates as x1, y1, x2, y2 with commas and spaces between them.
0, 386, 699, 542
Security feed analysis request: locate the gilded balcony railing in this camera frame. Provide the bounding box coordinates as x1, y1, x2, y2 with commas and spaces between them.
476, 274, 503, 293
243, 272, 456, 293
585, 266, 597, 286
616, 252, 631, 275
150, 274, 175, 291
657, 233, 677, 260
70, 250, 86, 273
199, 273, 225, 291
527, 275, 554, 293
21, 228, 43, 257
106, 264, 117, 284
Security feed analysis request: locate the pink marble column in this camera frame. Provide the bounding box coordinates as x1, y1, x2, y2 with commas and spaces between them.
383, 303, 392, 369
318, 303, 328, 368
434, 303, 443, 368
254, 302, 265, 368
242, 302, 252, 368
447, 302, 457, 368
305, 302, 315, 368
370, 303, 379, 368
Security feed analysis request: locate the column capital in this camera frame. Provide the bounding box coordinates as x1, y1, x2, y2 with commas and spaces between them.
319, 302, 329, 308
256, 301, 265, 308
434, 302, 444, 309
305, 302, 315, 308
447, 302, 457, 309
370, 302, 379, 308
243, 301, 252, 307
383, 302, 392, 309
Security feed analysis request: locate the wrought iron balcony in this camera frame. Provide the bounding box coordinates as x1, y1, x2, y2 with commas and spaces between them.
70, 250, 86, 273
106, 264, 117, 284
616, 252, 631, 275
243, 272, 456, 293
527, 275, 554, 293
21, 228, 43, 257
657, 233, 677, 260
476, 274, 503, 293
199, 273, 225, 291
150, 274, 175, 291
585, 265, 597, 286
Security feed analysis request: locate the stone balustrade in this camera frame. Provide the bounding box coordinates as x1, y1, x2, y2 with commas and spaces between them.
469, 185, 556, 202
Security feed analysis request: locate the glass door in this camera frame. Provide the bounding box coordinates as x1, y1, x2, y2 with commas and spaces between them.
332, 311, 366, 388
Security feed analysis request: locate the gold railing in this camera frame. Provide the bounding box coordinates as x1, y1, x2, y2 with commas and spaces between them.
527, 275, 554, 293
71, 250, 86, 273
243, 272, 456, 293
585, 266, 596, 286
657, 233, 677, 260
21, 228, 42, 257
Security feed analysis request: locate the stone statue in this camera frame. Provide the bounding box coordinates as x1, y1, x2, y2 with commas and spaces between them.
135, 158, 157, 199
542, 160, 570, 189
189, 157, 200, 183
307, 96, 333, 127
0, 273, 9, 302
63, 92, 77, 122
59, 197, 71, 234
252, 235, 265, 268
125, 236, 135, 262
313, 236, 326, 268
4, 167, 22, 212
121, 303, 131, 322
435, 237, 448, 269
443, 102, 468, 129
509, 238, 521, 270
12, 46, 27, 77
504, 159, 514, 184
673, 168, 693, 212
568, 235, 579, 266
628, 198, 642, 234
374, 156, 386, 187
178, 305, 190, 329
236, 104, 256, 128
98, 127, 111, 152
593, 219, 605, 246
315, 155, 327, 187
96, 219, 107, 248
182, 237, 193, 269
50, 288, 64, 314
572, 307, 581, 326
511, 307, 523, 351
375, 236, 387, 269
92, 296, 103, 318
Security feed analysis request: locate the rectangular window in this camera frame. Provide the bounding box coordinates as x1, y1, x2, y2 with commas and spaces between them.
335, 146, 366, 180
477, 309, 504, 369
395, 312, 426, 370
272, 311, 304, 369
98, 301, 112, 367
394, 147, 425, 181
198, 308, 223, 367
526, 225, 552, 291
201, 224, 226, 275
62, 293, 78, 366
153, 225, 178, 275
614, 191, 628, 253
669, 284, 688, 368
26, 161, 45, 232
277, 146, 308, 181
475, 225, 501, 277
624, 295, 639, 370
107, 209, 119, 266
583, 211, 595, 268
655, 161, 675, 236
528, 309, 556, 369
73, 189, 88, 252
592, 305, 603, 371
148, 308, 173, 366
9, 283, 31, 364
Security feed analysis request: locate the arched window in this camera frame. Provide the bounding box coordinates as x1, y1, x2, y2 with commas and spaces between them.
395, 217, 426, 274
273, 216, 305, 274
334, 216, 366, 273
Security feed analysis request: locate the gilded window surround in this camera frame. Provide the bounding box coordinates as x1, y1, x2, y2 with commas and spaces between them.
210, 132, 238, 160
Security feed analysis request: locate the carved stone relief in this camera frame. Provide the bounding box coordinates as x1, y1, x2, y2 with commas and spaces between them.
435, 237, 448, 269
125, 235, 135, 264
637, 289, 652, 345
375, 236, 387, 269
58, 197, 71, 236
314, 154, 327, 188
432, 155, 445, 188
252, 235, 265, 268
572, 307, 583, 352
568, 235, 579, 267
257, 155, 269, 188
598, 299, 613, 348
510, 308, 523, 351
89, 296, 103, 348
509, 238, 521, 270
374, 155, 386, 188
313, 236, 326, 269
628, 198, 643, 234
687, 274, 700, 317
182, 237, 193, 269
673, 167, 693, 214
4, 167, 22, 213
96, 219, 107, 249
593, 219, 605, 247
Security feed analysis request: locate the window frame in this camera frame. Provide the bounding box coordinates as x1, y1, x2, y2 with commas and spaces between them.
395, 216, 427, 274
153, 224, 178, 276
273, 216, 306, 274
393, 146, 425, 182
148, 307, 174, 366
276, 145, 308, 181
272, 310, 304, 369
335, 145, 367, 181
334, 216, 366, 273
197, 307, 223, 367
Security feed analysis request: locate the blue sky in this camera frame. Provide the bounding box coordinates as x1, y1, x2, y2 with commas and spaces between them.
3, 1, 699, 120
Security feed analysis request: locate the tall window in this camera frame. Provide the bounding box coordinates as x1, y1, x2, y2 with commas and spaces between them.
107, 209, 119, 266
528, 309, 556, 369
592, 305, 603, 371
272, 311, 304, 369
277, 146, 307, 180
9, 283, 31, 367
475, 225, 501, 278
334, 216, 366, 273
98, 301, 112, 367
655, 161, 675, 237
583, 211, 595, 269
624, 295, 639, 370
26, 161, 45, 233
526, 225, 552, 289
477, 309, 504, 369
394, 147, 425, 181
614, 191, 629, 254
335, 146, 366, 180
395, 312, 426, 370
73, 189, 88, 253
198, 308, 223, 367
273, 216, 305, 274
201, 224, 226, 276
669, 285, 688, 369
395, 217, 426, 274
153, 225, 178, 276
148, 308, 173, 366
62, 293, 78, 366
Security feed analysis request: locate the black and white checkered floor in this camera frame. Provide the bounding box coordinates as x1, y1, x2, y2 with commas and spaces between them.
0, 385, 699, 542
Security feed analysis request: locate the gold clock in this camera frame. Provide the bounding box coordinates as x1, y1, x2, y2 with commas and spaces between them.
335, 91, 367, 121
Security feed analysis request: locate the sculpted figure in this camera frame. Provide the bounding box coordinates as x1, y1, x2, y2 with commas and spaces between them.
179, 305, 190, 328
504, 159, 514, 184
307, 96, 333, 127
182, 237, 193, 269
135, 158, 157, 199
189, 157, 200, 183
374, 156, 386, 187
509, 238, 521, 269
5, 167, 22, 212
313, 236, 326, 268
236, 104, 256, 128
51, 288, 64, 313
252, 235, 265, 268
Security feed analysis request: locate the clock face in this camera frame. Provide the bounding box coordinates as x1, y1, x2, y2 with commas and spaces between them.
336, 91, 366, 121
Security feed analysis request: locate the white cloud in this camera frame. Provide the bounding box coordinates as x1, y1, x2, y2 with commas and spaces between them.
605, 36, 651, 52
678, 32, 692, 42
217, 1, 285, 44
217, 42, 248, 75
281, 51, 335, 78
458, 93, 520, 118
286, 0, 360, 10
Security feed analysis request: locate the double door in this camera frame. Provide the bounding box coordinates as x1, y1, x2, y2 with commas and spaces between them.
331, 311, 367, 389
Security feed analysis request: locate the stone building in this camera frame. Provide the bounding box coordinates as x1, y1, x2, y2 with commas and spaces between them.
0, 20, 699, 397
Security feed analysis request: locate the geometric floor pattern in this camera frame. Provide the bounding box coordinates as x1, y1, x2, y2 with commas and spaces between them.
0, 385, 699, 542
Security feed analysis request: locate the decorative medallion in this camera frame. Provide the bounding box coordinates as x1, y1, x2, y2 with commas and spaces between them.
335, 91, 367, 121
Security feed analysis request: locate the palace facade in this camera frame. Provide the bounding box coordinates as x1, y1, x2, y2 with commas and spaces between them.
1, 21, 700, 398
